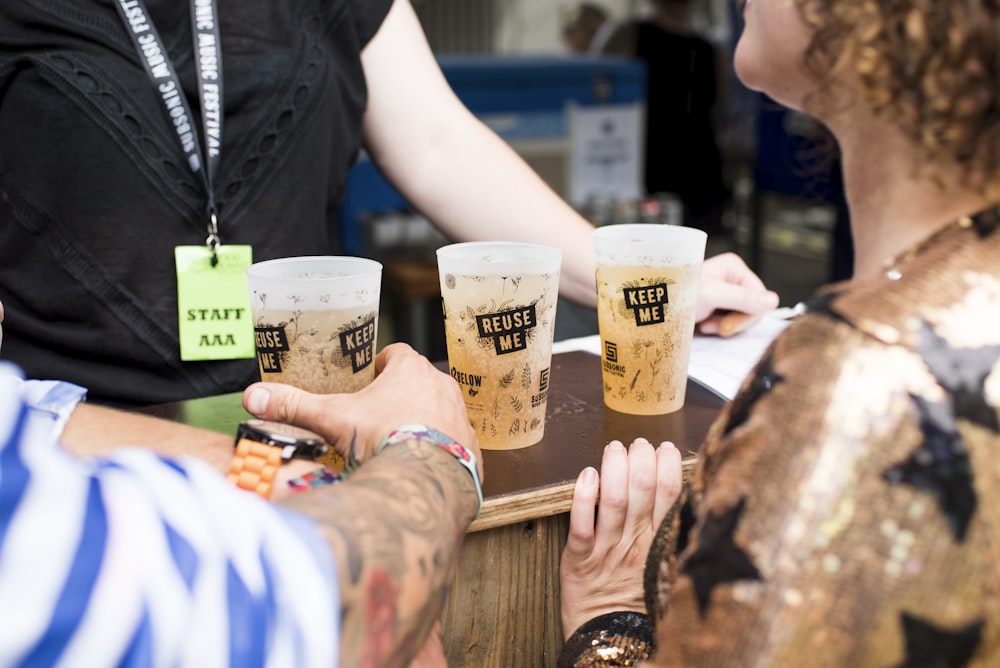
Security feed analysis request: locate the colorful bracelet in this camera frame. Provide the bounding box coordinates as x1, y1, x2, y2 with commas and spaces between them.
378, 424, 483, 515
287, 466, 345, 494
343, 428, 363, 474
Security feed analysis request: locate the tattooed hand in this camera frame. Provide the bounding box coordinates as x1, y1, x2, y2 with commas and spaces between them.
242, 342, 480, 473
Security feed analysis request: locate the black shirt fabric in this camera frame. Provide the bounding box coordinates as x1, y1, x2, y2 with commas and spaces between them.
635, 21, 727, 230
0, 0, 393, 405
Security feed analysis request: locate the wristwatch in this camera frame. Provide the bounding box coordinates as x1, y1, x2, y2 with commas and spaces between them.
227, 419, 330, 499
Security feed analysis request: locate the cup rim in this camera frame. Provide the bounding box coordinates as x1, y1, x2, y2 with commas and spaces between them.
436, 242, 562, 273
247, 255, 383, 281
437, 241, 562, 258
592, 224, 708, 243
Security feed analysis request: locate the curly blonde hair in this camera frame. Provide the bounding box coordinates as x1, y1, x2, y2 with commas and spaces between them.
796, 0, 1000, 188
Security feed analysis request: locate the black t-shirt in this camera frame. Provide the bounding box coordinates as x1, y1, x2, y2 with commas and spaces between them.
636, 21, 726, 220
0, 0, 393, 405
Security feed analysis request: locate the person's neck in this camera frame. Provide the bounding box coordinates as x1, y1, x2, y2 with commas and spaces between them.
829, 110, 993, 281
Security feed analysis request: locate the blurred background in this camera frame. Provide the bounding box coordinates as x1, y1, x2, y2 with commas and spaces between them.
357, 0, 848, 356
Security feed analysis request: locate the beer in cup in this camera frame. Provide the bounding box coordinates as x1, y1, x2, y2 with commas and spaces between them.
437, 242, 561, 450
246, 256, 382, 394
593, 224, 706, 415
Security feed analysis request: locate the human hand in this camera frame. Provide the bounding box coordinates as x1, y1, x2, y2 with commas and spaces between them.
560, 439, 682, 640
695, 252, 779, 332
242, 343, 480, 474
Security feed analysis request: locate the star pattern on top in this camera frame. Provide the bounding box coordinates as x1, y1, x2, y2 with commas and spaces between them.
680, 497, 762, 618
894, 612, 983, 668
916, 320, 1000, 433
882, 394, 977, 542
881, 320, 1000, 542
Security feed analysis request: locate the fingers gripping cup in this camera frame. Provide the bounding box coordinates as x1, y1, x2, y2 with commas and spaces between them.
593, 225, 707, 415
246, 256, 382, 394
437, 242, 561, 450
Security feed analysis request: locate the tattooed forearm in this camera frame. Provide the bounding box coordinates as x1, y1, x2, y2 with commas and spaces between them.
280, 435, 479, 668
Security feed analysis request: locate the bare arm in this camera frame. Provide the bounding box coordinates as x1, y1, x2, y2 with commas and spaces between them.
59, 403, 321, 499
282, 435, 478, 668
359, 0, 598, 306
242, 343, 482, 667
60, 403, 234, 473
61, 404, 476, 667
358, 1, 778, 323
59, 345, 480, 667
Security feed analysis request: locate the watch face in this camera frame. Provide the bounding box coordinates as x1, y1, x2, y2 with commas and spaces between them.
242, 419, 321, 442
238, 419, 329, 461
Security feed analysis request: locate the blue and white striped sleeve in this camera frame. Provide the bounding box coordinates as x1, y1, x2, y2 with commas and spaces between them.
0, 367, 339, 667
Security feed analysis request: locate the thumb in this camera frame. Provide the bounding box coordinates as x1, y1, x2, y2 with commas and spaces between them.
243, 382, 353, 450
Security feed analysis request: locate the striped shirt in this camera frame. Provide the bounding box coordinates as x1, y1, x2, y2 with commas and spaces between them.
0, 364, 339, 667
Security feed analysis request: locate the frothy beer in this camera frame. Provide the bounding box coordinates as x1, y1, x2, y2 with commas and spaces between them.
596, 263, 699, 415
253, 306, 377, 394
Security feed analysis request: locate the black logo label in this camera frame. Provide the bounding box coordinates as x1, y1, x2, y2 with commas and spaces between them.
602, 341, 626, 377
340, 317, 377, 373
622, 283, 669, 326
255, 326, 290, 373
475, 305, 537, 356
532, 367, 551, 408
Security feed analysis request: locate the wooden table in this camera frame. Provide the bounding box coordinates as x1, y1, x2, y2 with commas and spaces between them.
138, 350, 725, 667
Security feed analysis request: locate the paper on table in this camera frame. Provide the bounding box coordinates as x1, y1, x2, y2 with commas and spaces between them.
551, 313, 790, 401
686, 316, 789, 400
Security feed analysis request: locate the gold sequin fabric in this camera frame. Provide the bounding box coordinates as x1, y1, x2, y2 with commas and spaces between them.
572, 635, 652, 667
648, 210, 1000, 666
560, 611, 654, 667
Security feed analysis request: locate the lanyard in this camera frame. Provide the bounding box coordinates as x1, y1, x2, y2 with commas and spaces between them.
113, 0, 225, 264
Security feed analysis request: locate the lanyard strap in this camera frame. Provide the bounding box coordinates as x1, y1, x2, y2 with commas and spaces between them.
113, 0, 225, 260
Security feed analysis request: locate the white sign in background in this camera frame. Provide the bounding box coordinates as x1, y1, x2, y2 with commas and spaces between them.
567, 101, 644, 207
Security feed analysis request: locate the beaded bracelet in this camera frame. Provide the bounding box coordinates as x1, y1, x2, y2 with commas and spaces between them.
378, 424, 483, 515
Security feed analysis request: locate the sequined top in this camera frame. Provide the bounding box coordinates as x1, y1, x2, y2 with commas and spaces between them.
564, 209, 1000, 667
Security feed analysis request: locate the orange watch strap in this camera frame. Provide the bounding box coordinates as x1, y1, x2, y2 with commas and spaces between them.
227, 438, 284, 499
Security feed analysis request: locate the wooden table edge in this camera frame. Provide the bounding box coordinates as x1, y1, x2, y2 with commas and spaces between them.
468, 455, 698, 532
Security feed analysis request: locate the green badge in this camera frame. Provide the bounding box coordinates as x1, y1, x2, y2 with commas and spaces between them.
175, 245, 255, 361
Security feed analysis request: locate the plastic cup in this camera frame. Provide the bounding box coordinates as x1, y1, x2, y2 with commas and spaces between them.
246, 256, 382, 394
593, 224, 706, 415
437, 242, 561, 450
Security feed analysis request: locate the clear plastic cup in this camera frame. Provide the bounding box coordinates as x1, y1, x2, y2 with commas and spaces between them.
593, 224, 706, 415
437, 242, 561, 450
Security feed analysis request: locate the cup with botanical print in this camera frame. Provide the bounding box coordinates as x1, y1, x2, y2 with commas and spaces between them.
246, 256, 382, 394
246, 256, 381, 470
593, 224, 706, 415
437, 242, 561, 450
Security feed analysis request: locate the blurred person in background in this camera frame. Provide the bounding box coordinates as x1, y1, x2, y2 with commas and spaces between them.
602, 0, 730, 234
560, 2, 617, 54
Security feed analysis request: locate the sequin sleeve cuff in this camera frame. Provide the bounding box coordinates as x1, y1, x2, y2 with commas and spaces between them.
557, 611, 654, 667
